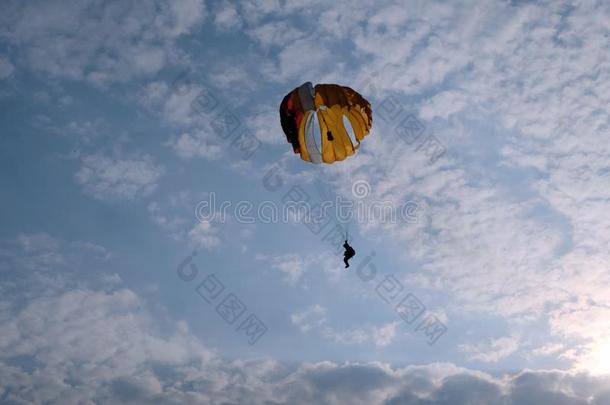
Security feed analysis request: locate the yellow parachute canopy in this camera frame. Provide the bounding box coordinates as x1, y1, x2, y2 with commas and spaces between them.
279, 82, 372, 164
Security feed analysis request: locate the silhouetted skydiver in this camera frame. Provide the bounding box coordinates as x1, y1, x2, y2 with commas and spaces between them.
343, 240, 356, 268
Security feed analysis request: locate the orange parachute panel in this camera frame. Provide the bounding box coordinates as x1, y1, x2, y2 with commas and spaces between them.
279, 82, 372, 164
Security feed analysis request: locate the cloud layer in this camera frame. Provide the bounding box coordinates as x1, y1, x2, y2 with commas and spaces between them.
2, 0, 610, 401
1, 236, 609, 404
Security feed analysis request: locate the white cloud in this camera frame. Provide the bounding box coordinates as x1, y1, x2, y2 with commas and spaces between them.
0, 279, 212, 404
460, 335, 521, 363
75, 153, 165, 201
291, 305, 400, 347
3, 0, 610, 384
256, 253, 310, 285
0, 57, 14, 79
1, 0, 206, 85
291, 304, 327, 333
147, 201, 189, 237
255, 251, 345, 286
246, 21, 305, 48
2, 233, 610, 403
268, 37, 332, 82
532, 342, 566, 357
63, 120, 103, 143
147, 192, 255, 252
167, 131, 223, 160
247, 104, 285, 145
207, 64, 254, 92
0, 233, 110, 277
372, 322, 400, 348
3, 302, 610, 405
100, 273, 122, 285
148, 191, 215, 242
286, 0, 610, 371
213, 1, 243, 31
188, 221, 221, 250
291, 304, 369, 345
136, 0, 610, 372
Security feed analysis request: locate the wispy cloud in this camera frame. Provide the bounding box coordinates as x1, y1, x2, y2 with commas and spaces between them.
75, 153, 165, 201
1, 0, 206, 85
291, 305, 399, 347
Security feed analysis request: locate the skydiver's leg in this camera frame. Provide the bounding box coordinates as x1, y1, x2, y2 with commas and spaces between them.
346, 250, 357, 268
344, 256, 350, 268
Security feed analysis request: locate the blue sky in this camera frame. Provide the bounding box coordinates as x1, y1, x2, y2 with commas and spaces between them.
2, 0, 610, 403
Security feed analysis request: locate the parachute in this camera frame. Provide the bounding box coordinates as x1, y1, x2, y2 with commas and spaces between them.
279, 82, 372, 164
